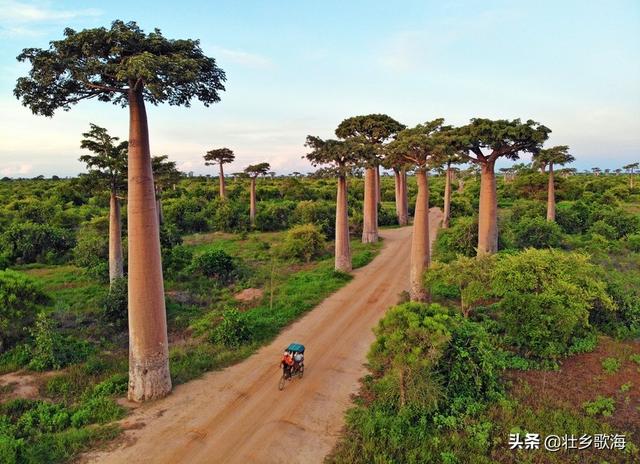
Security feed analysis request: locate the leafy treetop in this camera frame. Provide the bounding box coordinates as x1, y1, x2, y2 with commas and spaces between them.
152, 155, 182, 190
204, 148, 235, 166
456, 118, 551, 165
14, 20, 226, 116
335, 114, 405, 167
533, 145, 574, 171
244, 162, 271, 178
387, 119, 450, 170
79, 123, 128, 193
304, 136, 361, 176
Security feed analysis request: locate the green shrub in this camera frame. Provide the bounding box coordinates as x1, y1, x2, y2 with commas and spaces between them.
163, 245, 193, 279
588, 220, 618, 240
493, 249, 614, 359
432, 216, 478, 262
211, 309, 253, 348
192, 249, 237, 283
626, 234, 640, 252
0, 222, 74, 264
256, 201, 295, 231
28, 313, 93, 371
292, 201, 335, 238
510, 216, 563, 249
0, 270, 49, 353
583, 396, 615, 417
556, 201, 592, 234
278, 223, 326, 262
601, 357, 621, 374
100, 277, 127, 327
72, 221, 109, 280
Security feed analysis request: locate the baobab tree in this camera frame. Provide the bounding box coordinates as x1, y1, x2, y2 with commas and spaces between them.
533, 145, 574, 221
388, 119, 447, 301
440, 147, 464, 229
335, 114, 405, 243
623, 162, 639, 188
457, 119, 550, 255
244, 162, 271, 226
15, 20, 226, 401
152, 155, 182, 225
79, 123, 127, 284
204, 147, 235, 199
305, 136, 359, 272
592, 167, 602, 176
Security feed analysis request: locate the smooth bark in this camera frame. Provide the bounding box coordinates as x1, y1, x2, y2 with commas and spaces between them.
334, 174, 351, 272
375, 165, 381, 204
219, 163, 226, 199
362, 167, 378, 243
108, 190, 124, 283
394, 168, 401, 224
399, 168, 408, 226
250, 178, 257, 226
546, 163, 556, 221
477, 161, 498, 255
126, 88, 171, 402
409, 169, 430, 301
155, 190, 164, 226
443, 164, 452, 229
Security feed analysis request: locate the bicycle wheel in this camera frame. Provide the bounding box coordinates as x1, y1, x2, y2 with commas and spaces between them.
278, 374, 286, 391
299, 364, 304, 378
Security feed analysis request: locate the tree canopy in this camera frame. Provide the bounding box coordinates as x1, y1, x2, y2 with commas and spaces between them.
79, 123, 128, 193
244, 162, 271, 178
387, 119, 449, 169
335, 114, 405, 167
204, 148, 235, 166
456, 118, 550, 165
152, 155, 182, 190
14, 20, 226, 116
533, 145, 574, 170
304, 136, 361, 175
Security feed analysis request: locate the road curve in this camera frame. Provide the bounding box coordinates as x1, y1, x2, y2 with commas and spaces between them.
85, 208, 442, 464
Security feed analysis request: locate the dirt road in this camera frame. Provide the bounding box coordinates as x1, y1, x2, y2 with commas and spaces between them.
86, 208, 442, 464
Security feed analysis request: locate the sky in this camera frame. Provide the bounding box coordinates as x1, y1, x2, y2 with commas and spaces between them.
0, 0, 638, 177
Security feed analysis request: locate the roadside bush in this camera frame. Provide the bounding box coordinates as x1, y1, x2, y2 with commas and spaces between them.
192, 249, 237, 283
0, 222, 74, 264
28, 313, 93, 371
377, 203, 398, 226
278, 224, 326, 262
510, 217, 563, 249
432, 216, 478, 262
0, 270, 49, 353
493, 249, 613, 359
211, 309, 253, 348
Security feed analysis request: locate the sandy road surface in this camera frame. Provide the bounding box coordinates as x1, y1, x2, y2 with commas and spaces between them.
86, 208, 442, 464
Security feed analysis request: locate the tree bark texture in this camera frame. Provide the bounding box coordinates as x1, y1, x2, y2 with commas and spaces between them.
108, 190, 124, 283
477, 161, 498, 255
362, 167, 378, 243
410, 169, 430, 301
334, 175, 352, 272
547, 163, 556, 222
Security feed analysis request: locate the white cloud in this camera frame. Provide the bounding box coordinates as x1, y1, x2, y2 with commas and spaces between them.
213, 47, 273, 69
0, 0, 101, 22
0, 162, 33, 176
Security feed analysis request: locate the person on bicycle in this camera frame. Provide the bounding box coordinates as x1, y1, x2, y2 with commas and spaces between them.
281, 350, 294, 377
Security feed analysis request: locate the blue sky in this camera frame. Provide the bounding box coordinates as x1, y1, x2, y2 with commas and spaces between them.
0, 0, 638, 177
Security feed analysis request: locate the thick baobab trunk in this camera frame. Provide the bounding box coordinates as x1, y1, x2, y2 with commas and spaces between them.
155, 188, 164, 226
219, 163, 226, 199
477, 161, 498, 255
546, 163, 556, 222
108, 190, 124, 283
399, 168, 409, 226
250, 178, 257, 226
127, 88, 171, 402
394, 168, 401, 224
362, 167, 378, 243
375, 165, 381, 204
410, 169, 430, 301
443, 164, 452, 229
334, 175, 351, 272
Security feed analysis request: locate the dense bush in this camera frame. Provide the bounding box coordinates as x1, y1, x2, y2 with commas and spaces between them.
162, 245, 193, 279
510, 216, 563, 249
209, 199, 250, 232
101, 278, 128, 327
493, 249, 613, 359
192, 249, 237, 283
292, 201, 335, 238
211, 308, 254, 348
1, 222, 74, 264
73, 220, 109, 280
432, 216, 478, 262
278, 223, 326, 262
255, 201, 295, 231
0, 270, 49, 353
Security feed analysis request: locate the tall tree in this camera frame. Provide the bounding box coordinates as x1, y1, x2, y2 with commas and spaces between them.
623, 162, 639, 189
204, 147, 235, 199
79, 123, 128, 284
15, 20, 226, 402
152, 155, 182, 225
439, 148, 464, 229
244, 162, 271, 226
388, 119, 447, 301
381, 149, 410, 226
305, 136, 359, 272
456, 119, 550, 255
335, 114, 405, 243
533, 145, 574, 221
